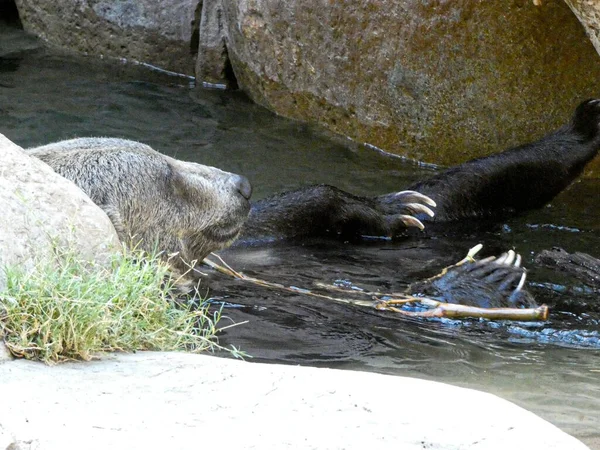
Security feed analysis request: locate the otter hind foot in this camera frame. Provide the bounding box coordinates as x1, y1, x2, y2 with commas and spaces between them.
409, 246, 537, 309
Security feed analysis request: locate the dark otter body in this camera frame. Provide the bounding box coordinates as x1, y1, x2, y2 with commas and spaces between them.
240, 99, 600, 241
28, 100, 600, 309
397, 99, 600, 222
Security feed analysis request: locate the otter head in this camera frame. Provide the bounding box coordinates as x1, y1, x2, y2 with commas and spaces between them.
571, 98, 600, 140
26, 137, 252, 283
164, 155, 252, 266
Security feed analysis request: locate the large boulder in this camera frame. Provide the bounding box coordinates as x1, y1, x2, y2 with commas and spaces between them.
13, 0, 199, 75
0, 134, 120, 292
204, 0, 600, 175
0, 352, 591, 449
12, 1, 600, 174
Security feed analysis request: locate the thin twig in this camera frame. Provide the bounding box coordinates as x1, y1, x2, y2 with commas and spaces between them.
203, 252, 548, 322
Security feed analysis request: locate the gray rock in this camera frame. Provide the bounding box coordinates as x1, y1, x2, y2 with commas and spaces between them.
14, 0, 199, 75
0, 352, 590, 449
565, 1, 600, 58
215, 0, 600, 173
0, 341, 11, 363
195, 0, 230, 87
0, 424, 15, 450
12, 0, 600, 174
0, 134, 120, 292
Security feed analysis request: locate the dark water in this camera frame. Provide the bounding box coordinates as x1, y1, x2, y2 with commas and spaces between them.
1, 25, 599, 444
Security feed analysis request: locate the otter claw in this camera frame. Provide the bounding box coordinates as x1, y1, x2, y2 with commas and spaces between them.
493, 250, 514, 266
402, 202, 435, 218
516, 271, 527, 292
393, 190, 437, 208
515, 254, 522, 268
396, 214, 425, 231
505, 250, 516, 266
467, 244, 484, 259
409, 244, 536, 308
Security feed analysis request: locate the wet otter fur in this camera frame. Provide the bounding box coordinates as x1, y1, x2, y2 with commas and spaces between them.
29, 138, 253, 277
240, 99, 600, 243
28, 99, 600, 308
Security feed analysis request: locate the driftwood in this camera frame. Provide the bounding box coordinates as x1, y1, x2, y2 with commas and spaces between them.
375, 298, 548, 321
202, 248, 549, 322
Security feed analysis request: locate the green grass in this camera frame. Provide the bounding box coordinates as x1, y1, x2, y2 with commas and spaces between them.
0, 247, 242, 363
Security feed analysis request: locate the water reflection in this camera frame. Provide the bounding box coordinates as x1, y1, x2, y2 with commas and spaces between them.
0, 26, 598, 446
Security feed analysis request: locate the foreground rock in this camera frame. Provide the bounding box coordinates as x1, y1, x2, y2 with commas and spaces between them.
0, 134, 120, 291
0, 352, 589, 449
214, 0, 600, 174
14, 0, 199, 75
0, 340, 10, 362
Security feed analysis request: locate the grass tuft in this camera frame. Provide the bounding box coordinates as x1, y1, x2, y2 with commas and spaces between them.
0, 247, 239, 363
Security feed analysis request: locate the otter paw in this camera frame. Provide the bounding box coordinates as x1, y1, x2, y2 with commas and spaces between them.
409, 247, 537, 309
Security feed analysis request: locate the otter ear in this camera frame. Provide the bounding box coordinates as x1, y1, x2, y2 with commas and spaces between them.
167, 161, 197, 203
572, 98, 600, 139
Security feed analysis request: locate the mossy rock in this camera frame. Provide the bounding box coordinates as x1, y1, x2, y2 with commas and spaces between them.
220, 0, 600, 176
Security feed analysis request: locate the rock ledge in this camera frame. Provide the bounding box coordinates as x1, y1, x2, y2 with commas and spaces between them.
0, 352, 589, 450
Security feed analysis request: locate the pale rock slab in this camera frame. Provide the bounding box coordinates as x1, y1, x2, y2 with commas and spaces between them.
0, 352, 590, 450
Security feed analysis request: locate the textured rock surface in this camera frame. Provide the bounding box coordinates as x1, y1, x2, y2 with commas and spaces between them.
0, 134, 120, 292
14, 0, 200, 75
217, 0, 600, 174
0, 423, 35, 450
0, 341, 11, 362
566, 0, 600, 58
195, 0, 232, 87
12, 0, 600, 174
0, 352, 591, 449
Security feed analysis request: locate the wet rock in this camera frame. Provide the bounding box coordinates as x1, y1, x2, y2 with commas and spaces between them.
13, 0, 199, 75
216, 0, 600, 175
535, 248, 600, 290
0, 134, 120, 292
0, 352, 591, 449
195, 0, 232, 87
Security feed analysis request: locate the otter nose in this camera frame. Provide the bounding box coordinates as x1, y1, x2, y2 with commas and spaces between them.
233, 174, 252, 200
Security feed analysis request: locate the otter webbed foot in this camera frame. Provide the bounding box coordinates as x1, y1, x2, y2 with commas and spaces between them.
408, 245, 537, 309
327, 187, 436, 238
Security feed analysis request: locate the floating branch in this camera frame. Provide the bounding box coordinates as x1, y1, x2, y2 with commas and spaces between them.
375, 298, 548, 321
202, 247, 549, 322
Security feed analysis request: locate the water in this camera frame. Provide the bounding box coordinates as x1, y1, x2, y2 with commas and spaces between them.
1, 24, 599, 445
